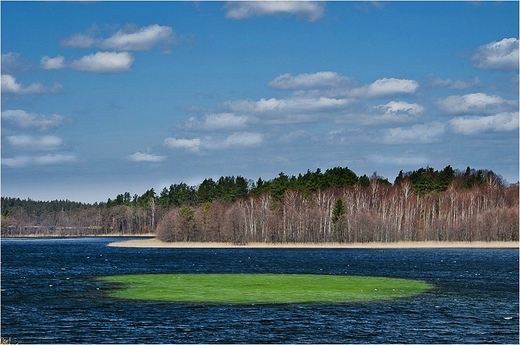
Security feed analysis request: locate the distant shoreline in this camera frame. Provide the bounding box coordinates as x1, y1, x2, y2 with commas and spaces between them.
1, 234, 155, 238
108, 238, 518, 249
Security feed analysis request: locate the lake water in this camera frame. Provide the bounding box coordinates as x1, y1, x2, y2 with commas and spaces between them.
1, 237, 518, 344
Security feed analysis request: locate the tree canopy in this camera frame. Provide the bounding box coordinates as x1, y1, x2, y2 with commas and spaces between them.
2, 165, 508, 214
1, 165, 516, 242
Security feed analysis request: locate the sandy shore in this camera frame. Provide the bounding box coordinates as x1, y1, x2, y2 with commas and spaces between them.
108, 238, 518, 249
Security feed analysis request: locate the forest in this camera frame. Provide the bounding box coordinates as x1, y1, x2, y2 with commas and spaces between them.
1, 165, 518, 243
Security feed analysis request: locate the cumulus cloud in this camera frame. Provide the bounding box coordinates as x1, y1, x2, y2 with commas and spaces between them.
100, 25, 173, 51
1, 109, 67, 131
225, 1, 325, 21
204, 113, 252, 129
472, 37, 519, 71
183, 113, 254, 131
1, 52, 31, 74
326, 128, 364, 145
61, 33, 96, 48
70, 52, 134, 73
218, 75, 419, 127
363, 101, 425, 124
379, 101, 425, 115
33, 154, 76, 165
226, 96, 352, 115
436, 93, 515, 114
1, 74, 62, 95
40, 56, 65, 70
163, 137, 201, 152
177, 74, 356, 128
221, 132, 263, 148
268, 71, 348, 90
2, 154, 76, 168
449, 112, 519, 135
126, 152, 167, 162
1, 157, 29, 168
38, 52, 134, 73
384, 122, 445, 144
2, 74, 44, 94
429, 76, 482, 90
6, 135, 63, 151
61, 24, 174, 51
177, 74, 425, 132
278, 130, 312, 143
350, 78, 419, 98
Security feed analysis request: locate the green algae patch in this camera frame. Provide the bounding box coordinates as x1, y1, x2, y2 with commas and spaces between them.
98, 274, 433, 304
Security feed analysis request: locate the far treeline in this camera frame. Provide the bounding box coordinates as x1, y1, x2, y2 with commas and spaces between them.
1, 165, 518, 243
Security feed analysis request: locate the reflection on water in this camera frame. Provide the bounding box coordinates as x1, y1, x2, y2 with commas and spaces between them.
1, 237, 518, 344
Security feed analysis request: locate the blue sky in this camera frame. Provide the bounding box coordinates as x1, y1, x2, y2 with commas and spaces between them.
2, 1, 519, 203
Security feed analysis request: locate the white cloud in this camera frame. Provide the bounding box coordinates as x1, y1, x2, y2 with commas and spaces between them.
350, 78, 419, 98
222, 132, 263, 148
449, 112, 519, 135
1, 75, 62, 95
429, 76, 482, 90
163, 137, 201, 152
1, 109, 67, 131
1, 52, 31, 74
384, 122, 445, 144
225, 1, 325, 21
226, 96, 352, 115
61, 24, 174, 51
379, 101, 425, 115
436, 93, 515, 114
33, 154, 77, 165
2, 154, 76, 168
40, 56, 65, 70
61, 33, 96, 48
268, 71, 348, 90
184, 112, 253, 130
39, 52, 135, 73
217, 76, 419, 127
364, 101, 425, 124
70, 52, 134, 73
6, 135, 63, 151
472, 37, 519, 71
1, 157, 29, 168
278, 130, 312, 143
126, 152, 167, 162
1, 74, 60, 95
100, 25, 173, 51
326, 128, 364, 145
204, 113, 251, 129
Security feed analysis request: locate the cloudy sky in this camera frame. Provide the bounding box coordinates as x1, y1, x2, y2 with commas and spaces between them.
2, 1, 518, 203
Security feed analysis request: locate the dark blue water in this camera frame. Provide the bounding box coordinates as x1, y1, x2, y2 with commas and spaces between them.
1, 237, 518, 344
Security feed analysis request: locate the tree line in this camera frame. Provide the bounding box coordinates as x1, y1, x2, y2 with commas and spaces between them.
1, 165, 518, 243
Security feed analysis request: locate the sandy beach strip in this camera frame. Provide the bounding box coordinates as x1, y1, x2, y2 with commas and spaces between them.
108, 238, 519, 249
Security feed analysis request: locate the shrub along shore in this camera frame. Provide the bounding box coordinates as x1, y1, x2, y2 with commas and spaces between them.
109, 238, 518, 249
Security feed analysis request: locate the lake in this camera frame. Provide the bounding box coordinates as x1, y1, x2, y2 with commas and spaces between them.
1, 237, 518, 344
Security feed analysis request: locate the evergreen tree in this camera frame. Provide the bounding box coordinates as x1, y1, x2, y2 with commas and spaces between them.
331, 198, 345, 225
331, 198, 346, 242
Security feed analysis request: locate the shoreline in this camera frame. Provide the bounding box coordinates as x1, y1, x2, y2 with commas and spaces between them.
108, 238, 519, 249
1, 233, 155, 238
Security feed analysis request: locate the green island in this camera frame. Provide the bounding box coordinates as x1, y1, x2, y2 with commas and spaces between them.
98, 273, 433, 304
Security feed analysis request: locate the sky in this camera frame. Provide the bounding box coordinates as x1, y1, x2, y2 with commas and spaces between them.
1, 1, 519, 203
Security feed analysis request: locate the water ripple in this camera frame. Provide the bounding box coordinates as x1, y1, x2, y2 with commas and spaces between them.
1, 237, 518, 344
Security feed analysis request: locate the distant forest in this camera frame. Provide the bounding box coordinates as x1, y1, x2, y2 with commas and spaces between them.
1, 165, 518, 243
